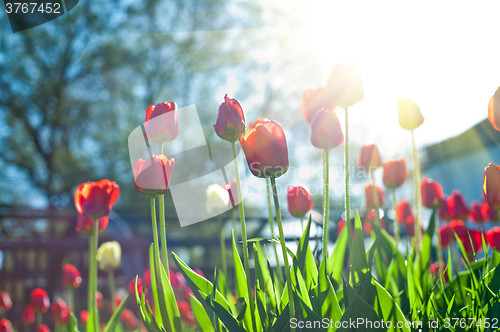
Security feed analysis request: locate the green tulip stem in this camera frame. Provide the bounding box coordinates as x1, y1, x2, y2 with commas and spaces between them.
434, 205, 444, 270
93, 218, 99, 330
392, 189, 400, 245
300, 216, 304, 233
267, 178, 284, 287
67, 287, 74, 313
108, 270, 116, 311
322, 149, 330, 258
36, 312, 42, 327
411, 129, 422, 252
270, 177, 295, 330
219, 215, 227, 282
87, 233, 94, 323
370, 168, 381, 227
344, 107, 353, 252
158, 143, 169, 272
231, 142, 258, 332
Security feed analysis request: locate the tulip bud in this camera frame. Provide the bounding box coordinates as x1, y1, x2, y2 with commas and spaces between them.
31, 288, 49, 313
439, 219, 467, 248
287, 185, 313, 218
397, 98, 424, 130
396, 199, 414, 225
239, 120, 288, 178
144, 102, 179, 143
37, 324, 50, 332
447, 190, 469, 220
205, 184, 230, 215
76, 214, 109, 236
405, 219, 422, 238
438, 198, 453, 221
74, 180, 120, 218
248, 117, 268, 129
488, 87, 500, 131
363, 211, 387, 235
51, 298, 70, 324
325, 63, 364, 108
421, 178, 444, 209
62, 264, 82, 288
133, 155, 175, 196
143, 268, 152, 289
300, 87, 334, 125
486, 227, 500, 251
481, 200, 498, 221
484, 163, 500, 210
21, 306, 35, 325
310, 109, 344, 150
214, 94, 246, 143
364, 183, 385, 210
96, 241, 121, 271
0, 291, 12, 312
357, 144, 382, 172
383, 158, 408, 189
222, 178, 240, 207
79, 310, 89, 324
0, 319, 13, 332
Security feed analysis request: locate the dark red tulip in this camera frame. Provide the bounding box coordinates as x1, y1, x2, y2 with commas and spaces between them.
121, 309, 139, 330
287, 185, 313, 218
113, 294, 122, 309
470, 201, 486, 224
248, 117, 268, 129
300, 87, 334, 124
214, 94, 246, 143
310, 109, 344, 150
439, 219, 467, 248
365, 183, 385, 210
396, 199, 414, 225
486, 227, 500, 251
481, 200, 498, 221
357, 144, 382, 171
446, 190, 469, 220
363, 212, 387, 235
51, 298, 70, 324
79, 310, 89, 324
76, 214, 109, 235
421, 178, 444, 209
405, 218, 422, 238
325, 63, 364, 108
74, 180, 119, 218
0, 291, 12, 312
37, 324, 50, 332
21, 306, 35, 325
488, 87, 500, 131
129, 277, 145, 297
0, 319, 12, 332
133, 155, 175, 196
239, 120, 288, 178
383, 158, 408, 189
95, 291, 103, 311
438, 198, 453, 221
460, 229, 483, 259
222, 178, 240, 207
31, 288, 49, 313
62, 264, 82, 288
484, 163, 500, 210
397, 98, 424, 130
144, 102, 179, 143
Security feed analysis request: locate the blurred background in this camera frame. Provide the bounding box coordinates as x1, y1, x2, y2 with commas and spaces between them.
1, 0, 500, 324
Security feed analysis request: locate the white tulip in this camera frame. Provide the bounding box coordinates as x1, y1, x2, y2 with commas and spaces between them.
206, 184, 230, 215
96, 241, 121, 271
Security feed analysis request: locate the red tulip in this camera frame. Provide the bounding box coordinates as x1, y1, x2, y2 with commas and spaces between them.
121, 309, 139, 330
22, 306, 36, 325
405, 218, 422, 238
222, 178, 240, 207
397, 98, 424, 130
396, 199, 414, 225
177, 301, 196, 325
300, 87, 334, 124
76, 214, 109, 235
460, 229, 483, 258
129, 277, 146, 297
0, 291, 12, 312
469, 201, 486, 224
143, 268, 151, 289
37, 324, 50, 332
194, 268, 205, 278
133, 155, 175, 196
438, 198, 453, 221
421, 178, 444, 209
439, 219, 467, 248
364, 211, 387, 235
446, 190, 469, 220
51, 298, 70, 324
337, 219, 354, 238
74, 180, 119, 218
481, 200, 498, 221
484, 163, 500, 210
144, 102, 179, 143
487, 227, 500, 251
325, 63, 364, 108
310, 109, 344, 150
0, 319, 13, 332
365, 183, 385, 210
357, 144, 382, 171
488, 87, 500, 131
62, 264, 82, 288
383, 158, 408, 189
248, 117, 268, 129
214, 94, 246, 143
430, 261, 448, 281
79, 310, 89, 324
95, 291, 103, 311
239, 120, 288, 178
31, 288, 49, 313
113, 294, 122, 308
287, 185, 313, 218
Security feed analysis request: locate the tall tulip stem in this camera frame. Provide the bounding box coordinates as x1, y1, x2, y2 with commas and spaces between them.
370, 168, 381, 227
92, 219, 99, 330
434, 206, 444, 270
158, 144, 169, 272
392, 189, 399, 244
267, 178, 283, 286
219, 216, 227, 282
322, 149, 330, 257
411, 129, 422, 251
36, 312, 42, 327
270, 177, 295, 329
68, 287, 74, 313
344, 107, 353, 250
87, 233, 94, 322
108, 270, 116, 311
231, 142, 257, 332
